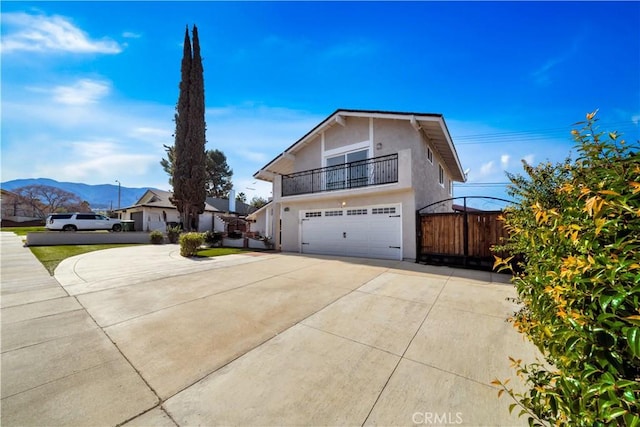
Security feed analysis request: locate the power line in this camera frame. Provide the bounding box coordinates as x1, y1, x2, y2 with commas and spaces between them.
452, 121, 639, 145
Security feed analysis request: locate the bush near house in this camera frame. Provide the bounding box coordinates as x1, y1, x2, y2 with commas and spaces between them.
149, 230, 164, 244
203, 230, 223, 247
493, 112, 639, 426
167, 225, 182, 244
179, 232, 204, 257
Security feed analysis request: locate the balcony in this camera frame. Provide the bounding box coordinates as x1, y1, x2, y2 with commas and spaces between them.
281, 154, 399, 197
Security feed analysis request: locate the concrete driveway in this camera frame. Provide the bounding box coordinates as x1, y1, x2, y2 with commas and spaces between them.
1, 233, 540, 426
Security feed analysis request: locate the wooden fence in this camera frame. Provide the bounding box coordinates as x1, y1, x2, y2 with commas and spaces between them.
417, 211, 509, 270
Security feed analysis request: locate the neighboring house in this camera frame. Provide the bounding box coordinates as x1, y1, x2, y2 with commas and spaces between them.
116, 189, 258, 233
252, 109, 466, 261
206, 196, 256, 235
116, 189, 219, 232
246, 200, 272, 237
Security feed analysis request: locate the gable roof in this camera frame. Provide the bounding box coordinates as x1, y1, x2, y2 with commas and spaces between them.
120, 189, 219, 212
246, 199, 272, 220
254, 108, 466, 182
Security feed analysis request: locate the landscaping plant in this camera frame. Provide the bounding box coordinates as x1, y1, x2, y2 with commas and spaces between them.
179, 232, 204, 257
493, 111, 640, 426
203, 230, 223, 247
166, 225, 182, 243
149, 230, 164, 244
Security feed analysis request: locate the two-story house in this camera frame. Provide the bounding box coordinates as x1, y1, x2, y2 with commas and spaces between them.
250, 109, 466, 261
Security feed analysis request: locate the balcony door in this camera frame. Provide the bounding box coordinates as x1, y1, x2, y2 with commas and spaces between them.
325, 149, 368, 190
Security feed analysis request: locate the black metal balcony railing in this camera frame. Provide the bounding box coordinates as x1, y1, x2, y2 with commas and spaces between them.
282, 154, 398, 197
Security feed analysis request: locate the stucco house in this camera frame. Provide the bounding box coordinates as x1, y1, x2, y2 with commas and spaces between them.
117, 189, 257, 233
251, 109, 466, 261
117, 189, 219, 232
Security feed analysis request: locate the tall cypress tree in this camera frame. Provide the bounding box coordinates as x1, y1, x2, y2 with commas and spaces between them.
171, 25, 206, 230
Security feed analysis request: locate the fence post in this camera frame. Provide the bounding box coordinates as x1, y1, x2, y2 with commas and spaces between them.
415, 210, 421, 263
463, 197, 469, 266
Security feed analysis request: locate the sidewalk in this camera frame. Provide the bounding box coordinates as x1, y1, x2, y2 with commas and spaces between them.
0, 232, 159, 426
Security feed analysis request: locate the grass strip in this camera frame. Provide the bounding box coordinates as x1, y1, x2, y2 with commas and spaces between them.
196, 247, 250, 257
30, 244, 138, 275
1, 226, 47, 236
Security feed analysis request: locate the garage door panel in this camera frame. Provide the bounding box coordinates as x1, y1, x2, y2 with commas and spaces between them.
301, 205, 402, 260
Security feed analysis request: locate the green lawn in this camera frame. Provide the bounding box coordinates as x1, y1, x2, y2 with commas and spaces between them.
1, 226, 47, 236
30, 244, 138, 275
196, 247, 251, 257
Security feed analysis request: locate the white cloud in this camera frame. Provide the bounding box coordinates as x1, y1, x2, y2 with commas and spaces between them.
129, 127, 171, 144
50, 79, 111, 105
531, 56, 565, 86
122, 31, 142, 39
34, 140, 159, 183
236, 149, 270, 164
500, 154, 510, 169
0, 12, 122, 54
479, 161, 495, 177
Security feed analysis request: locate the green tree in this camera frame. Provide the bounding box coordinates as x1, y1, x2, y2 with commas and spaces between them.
235, 192, 247, 204
160, 144, 175, 186
249, 195, 268, 209
160, 145, 233, 198
170, 25, 207, 230
205, 149, 233, 197
493, 112, 640, 426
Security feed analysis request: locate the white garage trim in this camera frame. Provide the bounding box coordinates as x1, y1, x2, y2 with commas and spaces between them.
299, 203, 402, 260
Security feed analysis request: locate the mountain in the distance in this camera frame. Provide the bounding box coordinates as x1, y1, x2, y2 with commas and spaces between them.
1, 178, 160, 209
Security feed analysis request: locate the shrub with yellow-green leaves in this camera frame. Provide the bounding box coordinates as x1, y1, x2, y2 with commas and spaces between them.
493, 111, 639, 426
179, 232, 204, 257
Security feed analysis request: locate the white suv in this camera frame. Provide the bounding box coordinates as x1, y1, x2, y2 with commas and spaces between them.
46, 213, 122, 232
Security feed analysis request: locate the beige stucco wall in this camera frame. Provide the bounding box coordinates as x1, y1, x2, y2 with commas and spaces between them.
292, 135, 322, 173
373, 118, 419, 156
324, 116, 369, 152
372, 118, 451, 212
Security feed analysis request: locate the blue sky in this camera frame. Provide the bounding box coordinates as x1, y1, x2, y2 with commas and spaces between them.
2, 1, 639, 207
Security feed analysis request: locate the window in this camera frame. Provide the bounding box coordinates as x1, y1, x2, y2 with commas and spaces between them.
438, 164, 444, 186
325, 148, 369, 190
347, 209, 367, 216
372, 207, 396, 215
448, 179, 453, 196
77, 214, 96, 220
427, 147, 433, 164
305, 212, 321, 218
324, 210, 343, 217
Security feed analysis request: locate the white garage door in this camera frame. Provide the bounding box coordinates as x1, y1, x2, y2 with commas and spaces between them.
300, 205, 402, 260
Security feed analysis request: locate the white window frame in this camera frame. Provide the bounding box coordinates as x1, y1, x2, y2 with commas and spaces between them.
427, 147, 433, 164
323, 140, 372, 190
323, 140, 371, 165
438, 164, 445, 187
